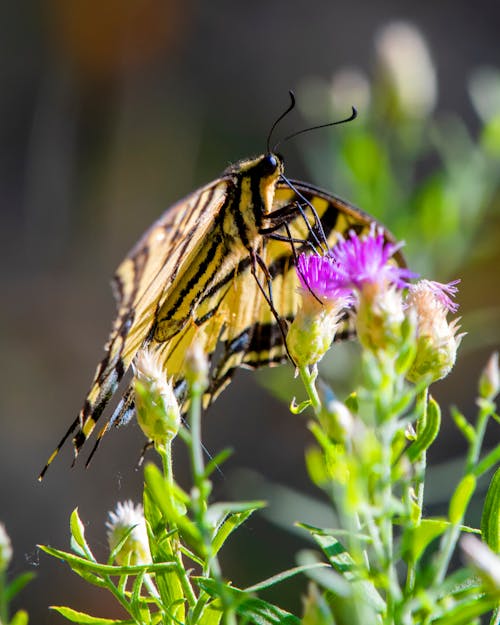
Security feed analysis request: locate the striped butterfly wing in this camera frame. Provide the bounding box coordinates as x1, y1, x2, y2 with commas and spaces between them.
206, 180, 400, 405
39, 177, 235, 477
40, 153, 404, 477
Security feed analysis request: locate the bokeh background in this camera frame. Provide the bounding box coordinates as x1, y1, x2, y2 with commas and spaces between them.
1, 1, 500, 623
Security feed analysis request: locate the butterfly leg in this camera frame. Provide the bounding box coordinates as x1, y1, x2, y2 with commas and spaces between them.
249, 249, 296, 366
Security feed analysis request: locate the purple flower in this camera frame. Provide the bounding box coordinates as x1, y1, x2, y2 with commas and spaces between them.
329, 224, 416, 291
296, 253, 353, 303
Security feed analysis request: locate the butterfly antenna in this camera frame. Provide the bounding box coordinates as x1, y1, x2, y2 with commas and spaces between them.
266, 91, 296, 154
273, 106, 357, 152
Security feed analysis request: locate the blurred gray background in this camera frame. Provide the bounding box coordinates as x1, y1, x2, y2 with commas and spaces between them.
1, 1, 499, 622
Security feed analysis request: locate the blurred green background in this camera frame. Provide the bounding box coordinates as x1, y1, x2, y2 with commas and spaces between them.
1, 1, 499, 623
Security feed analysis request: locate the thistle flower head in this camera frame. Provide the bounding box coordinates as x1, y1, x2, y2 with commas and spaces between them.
326, 225, 414, 351
106, 500, 151, 565
329, 224, 415, 292
290, 253, 353, 366
405, 279, 465, 383
133, 348, 180, 444
296, 253, 353, 304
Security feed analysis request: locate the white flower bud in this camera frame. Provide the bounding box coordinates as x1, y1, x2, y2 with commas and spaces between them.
461, 534, 500, 589
375, 21, 437, 119
106, 501, 151, 565
0, 523, 12, 571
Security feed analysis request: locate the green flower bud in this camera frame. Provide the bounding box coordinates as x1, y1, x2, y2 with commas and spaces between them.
287, 294, 344, 367
133, 349, 180, 444
320, 399, 354, 443
478, 352, 499, 401
356, 282, 405, 352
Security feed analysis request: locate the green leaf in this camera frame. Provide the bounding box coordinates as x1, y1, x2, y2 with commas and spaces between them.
429, 595, 499, 625
50, 605, 135, 624
198, 601, 222, 625
304, 532, 385, 612
481, 466, 500, 552
196, 578, 300, 625
9, 610, 29, 625
401, 518, 449, 562
211, 505, 264, 555
39, 544, 176, 576
204, 448, 233, 479
69, 508, 94, 560
5, 572, 35, 602
245, 562, 329, 593
473, 443, 500, 477
451, 407, 475, 443
296, 550, 351, 598
449, 475, 477, 524
290, 397, 312, 415
144, 463, 201, 549
407, 396, 441, 461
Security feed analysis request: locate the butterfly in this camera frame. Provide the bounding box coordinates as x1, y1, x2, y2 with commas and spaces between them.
39, 109, 404, 479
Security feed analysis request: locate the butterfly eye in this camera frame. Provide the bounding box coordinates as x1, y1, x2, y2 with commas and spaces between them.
260, 153, 281, 176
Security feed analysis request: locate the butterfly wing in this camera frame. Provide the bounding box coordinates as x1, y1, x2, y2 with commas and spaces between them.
206, 179, 404, 405
39, 176, 234, 477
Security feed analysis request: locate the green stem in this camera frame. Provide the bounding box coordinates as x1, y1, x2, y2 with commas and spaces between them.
433, 400, 490, 585
188, 384, 236, 625
0, 570, 7, 625
298, 365, 322, 415
466, 403, 491, 473
405, 388, 428, 593
379, 427, 402, 622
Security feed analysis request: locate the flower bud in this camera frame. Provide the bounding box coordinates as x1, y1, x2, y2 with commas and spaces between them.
289, 253, 353, 366
133, 349, 180, 444
287, 296, 344, 367
460, 534, 500, 590
478, 352, 499, 401
320, 399, 354, 443
330, 68, 371, 114
0, 523, 12, 572
356, 283, 405, 352
106, 501, 151, 565
375, 21, 437, 120
405, 280, 464, 384
185, 341, 209, 392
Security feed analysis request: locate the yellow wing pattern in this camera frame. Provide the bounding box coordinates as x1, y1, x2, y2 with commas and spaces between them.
40, 154, 403, 478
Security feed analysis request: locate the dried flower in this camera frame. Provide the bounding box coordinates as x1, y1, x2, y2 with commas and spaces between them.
405, 280, 465, 383
133, 348, 180, 444
106, 500, 151, 565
